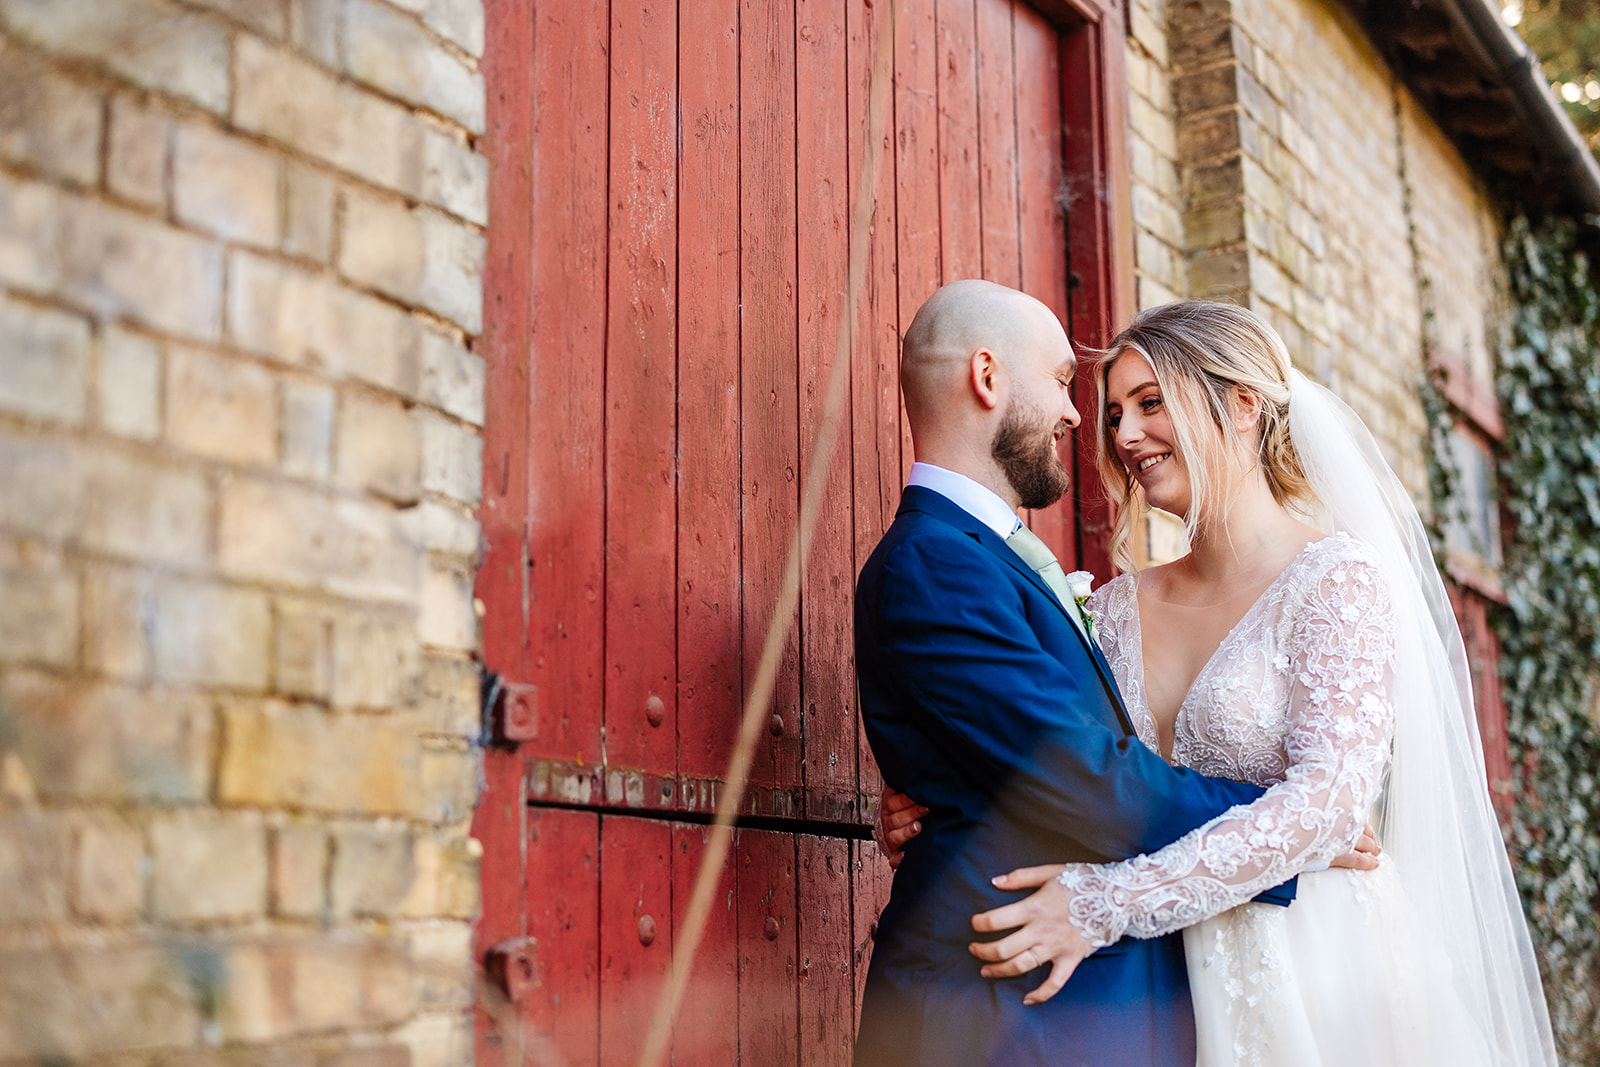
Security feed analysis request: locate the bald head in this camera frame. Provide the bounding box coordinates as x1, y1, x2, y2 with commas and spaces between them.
898, 280, 1080, 505
901, 280, 1062, 427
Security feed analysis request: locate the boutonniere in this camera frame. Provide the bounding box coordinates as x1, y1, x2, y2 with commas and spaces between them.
1066, 571, 1095, 638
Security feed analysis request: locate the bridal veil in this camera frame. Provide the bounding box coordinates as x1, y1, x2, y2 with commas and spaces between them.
1286, 369, 1557, 1065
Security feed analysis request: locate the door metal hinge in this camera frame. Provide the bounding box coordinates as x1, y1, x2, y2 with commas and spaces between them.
481, 668, 539, 745
485, 937, 537, 1004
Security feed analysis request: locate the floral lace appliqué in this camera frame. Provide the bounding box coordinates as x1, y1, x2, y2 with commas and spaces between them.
1064, 536, 1397, 948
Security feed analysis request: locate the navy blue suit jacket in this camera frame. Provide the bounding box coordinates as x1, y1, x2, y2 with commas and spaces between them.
853, 486, 1294, 1066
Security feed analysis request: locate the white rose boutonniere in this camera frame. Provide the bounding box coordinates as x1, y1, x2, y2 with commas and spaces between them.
1065, 570, 1096, 639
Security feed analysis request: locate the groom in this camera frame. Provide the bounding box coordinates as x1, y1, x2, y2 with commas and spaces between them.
852, 280, 1296, 1066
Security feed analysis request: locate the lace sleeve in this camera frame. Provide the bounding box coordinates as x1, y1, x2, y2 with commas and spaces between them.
1054, 552, 1397, 946
1084, 576, 1162, 757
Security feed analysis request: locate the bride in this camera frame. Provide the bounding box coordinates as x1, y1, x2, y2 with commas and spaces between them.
879, 301, 1556, 1064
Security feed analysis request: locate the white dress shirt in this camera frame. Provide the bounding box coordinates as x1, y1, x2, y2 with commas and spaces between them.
906, 462, 1021, 538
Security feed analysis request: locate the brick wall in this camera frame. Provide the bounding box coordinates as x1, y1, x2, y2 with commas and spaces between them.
1124, 0, 1508, 514
1401, 96, 1508, 388
0, 1, 486, 1063
1125, 0, 1186, 311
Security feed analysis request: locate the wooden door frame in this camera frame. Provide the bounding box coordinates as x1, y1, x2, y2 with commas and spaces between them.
1033, 0, 1137, 577
1039, 0, 1137, 345
469, 2, 1139, 1055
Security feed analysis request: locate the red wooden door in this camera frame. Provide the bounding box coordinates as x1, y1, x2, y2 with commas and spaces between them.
474, 0, 1131, 1062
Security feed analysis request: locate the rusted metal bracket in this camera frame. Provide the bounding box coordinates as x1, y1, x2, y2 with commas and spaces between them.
481, 667, 539, 745
485, 937, 537, 1004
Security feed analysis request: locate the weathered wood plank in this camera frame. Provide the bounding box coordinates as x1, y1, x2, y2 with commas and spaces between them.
677, 0, 745, 789
738, 829, 799, 1064
472, 753, 526, 1067
937, 0, 984, 281
976, 0, 1021, 288
897, 0, 942, 487
1015, 6, 1067, 343
605, 0, 679, 777
1060, 16, 1126, 581
526, 0, 609, 758
599, 814, 673, 1065
476, 0, 533, 697
798, 834, 855, 1065
740, 0, 805, 806
847, 0, 901, 804
1015, 7, 1076, 569
850, 838, 896, 1033
474, 1, 532, 1054
671, 823, 741, 1063
524, 807, 600, 1064
797, 0, 858, 824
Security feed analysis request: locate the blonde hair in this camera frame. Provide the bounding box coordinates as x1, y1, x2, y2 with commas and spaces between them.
1093, 301, 1317, 571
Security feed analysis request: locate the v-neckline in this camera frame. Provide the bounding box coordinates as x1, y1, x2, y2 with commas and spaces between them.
1128, 536, 1331, 760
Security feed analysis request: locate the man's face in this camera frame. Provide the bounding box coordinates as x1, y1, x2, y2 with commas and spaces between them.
992, 314, 1079, 510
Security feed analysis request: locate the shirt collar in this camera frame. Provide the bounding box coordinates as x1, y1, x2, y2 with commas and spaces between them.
906, 462, 1022, 540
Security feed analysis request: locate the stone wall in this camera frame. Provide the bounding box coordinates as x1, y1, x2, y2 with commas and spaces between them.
1123, 0, 1509, 522
0, 1, 486, 1063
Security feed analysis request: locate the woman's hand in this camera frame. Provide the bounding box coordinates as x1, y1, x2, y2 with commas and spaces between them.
873, 786, 929, 869
970, 864, 1094, 1006
1328, 822, 1381, 871
970, 824, 1377, 1007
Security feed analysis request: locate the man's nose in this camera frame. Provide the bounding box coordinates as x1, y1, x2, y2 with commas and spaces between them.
1061, 394, 1081, 430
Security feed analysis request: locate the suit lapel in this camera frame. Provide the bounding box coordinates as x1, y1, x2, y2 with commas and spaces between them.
896, 488, 1134, 734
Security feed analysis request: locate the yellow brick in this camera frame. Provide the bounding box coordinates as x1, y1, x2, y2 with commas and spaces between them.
0, 565, 77, 666
1, 672, 213, 802
151, 577, 272, 688
419, 651, 480, 737
337, 392, 421, 503
332, 608, 422, 708
393, 1011, 473, 1067
0, 940, 200, 1059
0, 810, 72, 923
218, 699, 420, 815
414, 744, 477, 825
150, 809, 268, 922
107, 94, 172, 210
330, 820, 415, 918
218, 476, 420, 602
165, 345, 278, 465
173, 122, 283, 247
274, 596, 335, 700
271, 820, 328, 920
83, 564, 151, 679
60, 195, 224, 342
0, 39, 101, 185
73, 812, 145, 922
399, 831, 479, 920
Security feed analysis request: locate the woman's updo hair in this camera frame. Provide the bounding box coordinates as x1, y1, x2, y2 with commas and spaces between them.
1092, 300, 1317, 571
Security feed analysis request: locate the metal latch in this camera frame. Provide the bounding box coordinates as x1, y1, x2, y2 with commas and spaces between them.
485, 937, 537, 1003
482, 669, 539, 744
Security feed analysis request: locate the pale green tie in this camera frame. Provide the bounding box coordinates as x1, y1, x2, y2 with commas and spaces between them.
1006, 525, 1091, 637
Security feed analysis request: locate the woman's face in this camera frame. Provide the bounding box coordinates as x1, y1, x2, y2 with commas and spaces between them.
1104, 350, 1191, 518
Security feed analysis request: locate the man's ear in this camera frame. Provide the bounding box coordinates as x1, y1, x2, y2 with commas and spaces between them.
970, 348, 1002, 411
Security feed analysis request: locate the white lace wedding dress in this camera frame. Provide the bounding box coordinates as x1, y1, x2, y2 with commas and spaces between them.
1070, 534, 1492, 1066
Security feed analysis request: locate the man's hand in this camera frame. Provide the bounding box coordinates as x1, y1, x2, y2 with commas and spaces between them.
1329, 822, 1381, 871
970, 864, 1091, 1006
873, 786, 929, 870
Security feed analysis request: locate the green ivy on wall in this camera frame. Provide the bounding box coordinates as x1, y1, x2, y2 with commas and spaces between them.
1491, 214, 1600, 1062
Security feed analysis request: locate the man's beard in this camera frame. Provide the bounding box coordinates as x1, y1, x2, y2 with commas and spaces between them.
992, 395, 1071, 510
